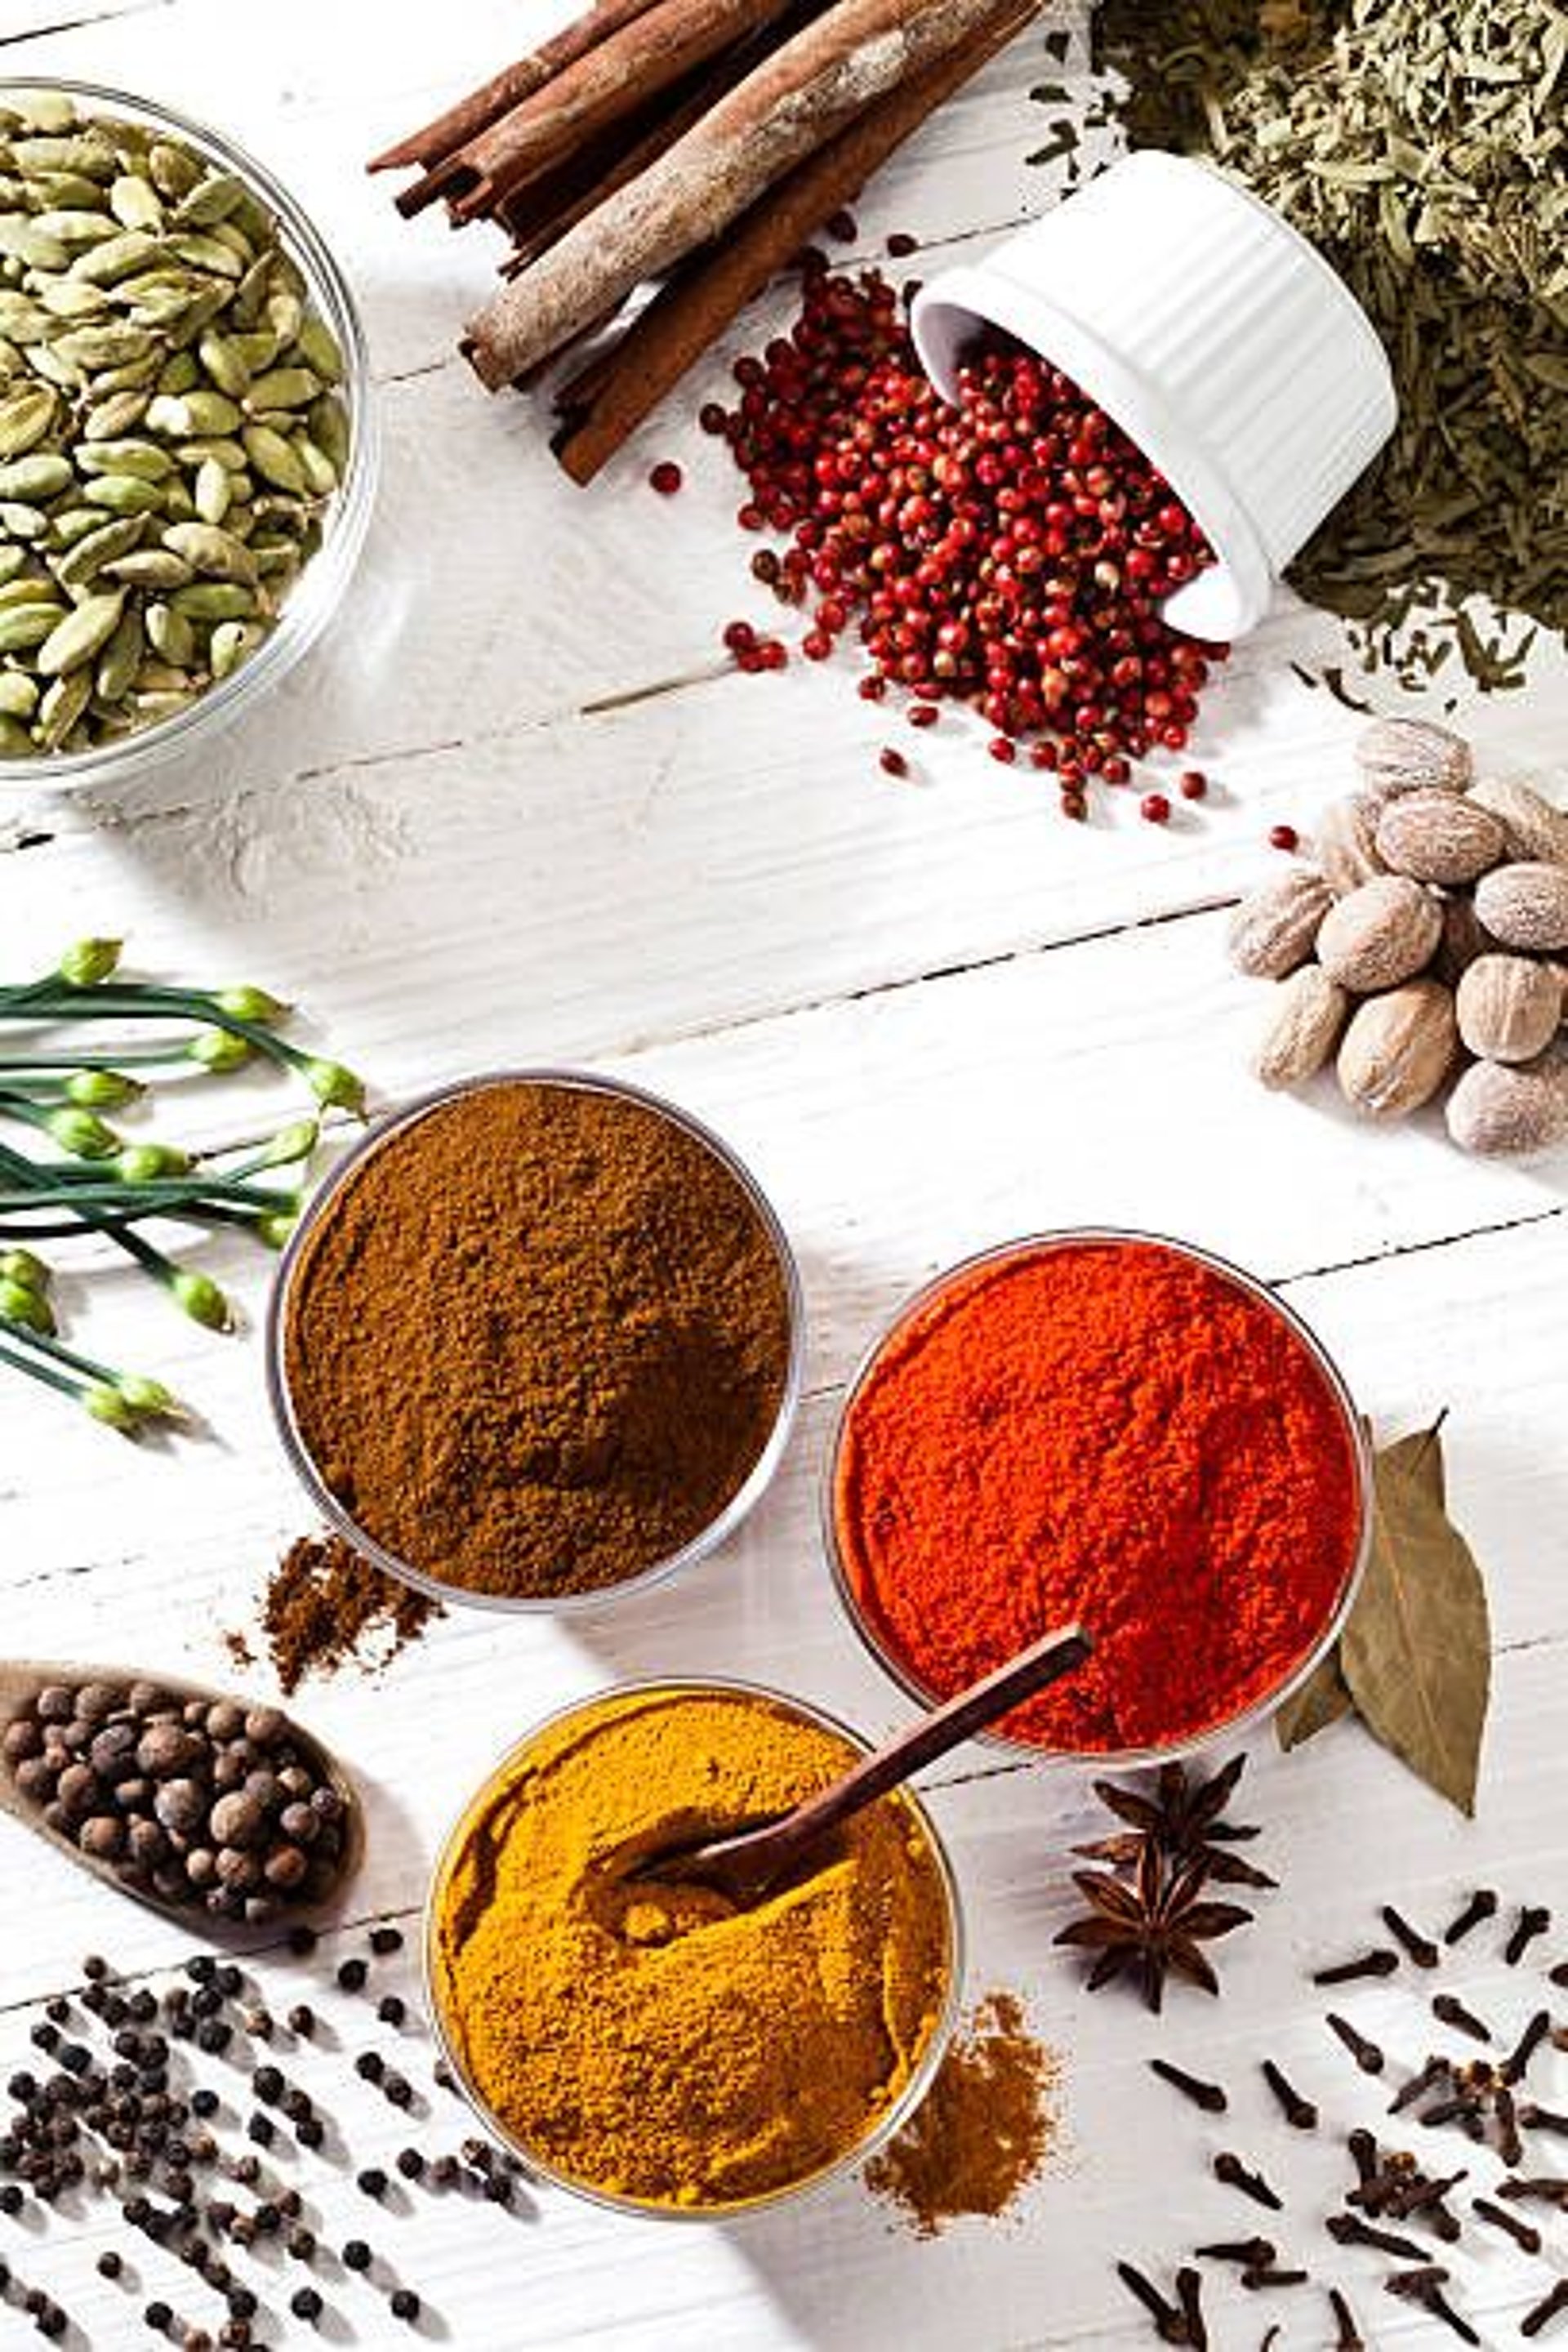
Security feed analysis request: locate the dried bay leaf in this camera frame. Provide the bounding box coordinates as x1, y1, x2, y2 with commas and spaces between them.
1275, 1642, 1352, 1749
1339, 1425, 1490, 1817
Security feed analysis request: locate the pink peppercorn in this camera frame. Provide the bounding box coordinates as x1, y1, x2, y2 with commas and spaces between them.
1141, 793, 1171, 825
1179, 769, 1208, 800
1270, 823, 1300, 852
880, 746, 909, 777
988, 737, 1018, 765
648, 461, 683, 495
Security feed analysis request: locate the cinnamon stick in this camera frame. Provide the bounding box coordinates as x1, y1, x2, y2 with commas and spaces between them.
464, 0, 1018, 387
404, 0, 804, 226
368, 0, 663, 180
554, 0, 1031, 479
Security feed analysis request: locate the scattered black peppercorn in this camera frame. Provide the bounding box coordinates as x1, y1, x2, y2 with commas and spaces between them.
368, 1929, 403, 1957
145, 2301, 173, 2332
356, 2167, 387, 2200
288, 2285, 323, 2323
341, 2241, 372, 2272
286, 2007, 314, 2038
390, 2288, 421, 2322
376, 1996, 406, 2029
354, 2052, 384, 2084
286, 1926, 317, 1956
336, 1961, 368, 1993
396, 2148, 425, 2180
96, 2251, 123, 2280
384, 2074, 414, 2110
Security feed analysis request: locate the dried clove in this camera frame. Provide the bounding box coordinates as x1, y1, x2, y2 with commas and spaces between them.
1174, 2268, 1208, 2351
1213, 2152, 1282, 2211
1470, 2194, 1540, 2253
1325, 2013, 1384, 2074
1549, 1962, 1568, 1991
1522, 2281, 1568, 2340
1241, 2267, 1307, 2290
1389, 2055, 1450, 2114
1495, 2085, 1523, 2168
1312, 1949, 1398, 1987
1260, 2059, 1316, 2131
1328, 2286, 1364, 2351
1498, 2174, 1568, 2209
1507, 1906, 1552, 1966
1381, 1906, 1439, 1968
1194, 2238, 1275, 2269
1115, 2261, 1187, 2344
1326, 2212, 1428, 2261
1149, 2059, 1227, 2114
1431, 1993, 1491, 2044
1419, 2093, 1483, 2133
1503, 2009, 1552, 2085
1383, 2267, 1479, 2345
1441, 1890, 1497, 1946
1521, 2103, 1568, 2136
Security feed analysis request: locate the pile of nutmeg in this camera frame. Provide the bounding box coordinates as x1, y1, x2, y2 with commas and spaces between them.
1228, 719, 1568, 1156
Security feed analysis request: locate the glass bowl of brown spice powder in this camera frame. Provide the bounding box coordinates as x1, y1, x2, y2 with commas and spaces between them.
422, 1677, 964, 2219
265, 1070, 804, 1614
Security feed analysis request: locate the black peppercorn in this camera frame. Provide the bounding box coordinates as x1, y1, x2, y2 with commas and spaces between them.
357, 2167, 388, 2199
145, 2301, 173, 2332
288, 2286, 323, 2323
246, 2116, 274, 2148
294, 2117, 325, 2151
395, 2149, 424, 2180
390, 2289, 421, 2322
354, 2052, 384, 2084
341, 2241, 372, 2272
336, 1959, 368, 1993
368, 1927, 403, 1956
286, 1926, 317, 1957
287, 2006, 314, 2038
97, 2252, 124, 2281
195, 2024, 231, 2058
225, 2288, 256, 2320
189, 2090, 219, 2120
384, 2076, 413, 2110
376, 1996, 406, 2028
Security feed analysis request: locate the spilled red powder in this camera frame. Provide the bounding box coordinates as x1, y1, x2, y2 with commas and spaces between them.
834, 1238, 1362, 1752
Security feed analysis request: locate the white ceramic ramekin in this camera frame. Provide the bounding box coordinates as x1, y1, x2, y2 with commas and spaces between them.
911, 151, 1396, 642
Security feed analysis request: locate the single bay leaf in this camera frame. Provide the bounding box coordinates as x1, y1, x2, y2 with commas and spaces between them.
1275, 1642, 1352, 1749
1340, 1425, 1490, 1816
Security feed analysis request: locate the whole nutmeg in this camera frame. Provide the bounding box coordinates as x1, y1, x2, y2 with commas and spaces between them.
1469, 776, 1568, 868
1315, 791, 1388, 896
1252, 965, 1352, 1090
1316, 875, 1442, 992
1473, 863, 1568, 953
1227, 866, 1334, 978
1456, 955, 1563, 1064
1337, 980, 1457, 1120
1432, 894, 1499, 989
1375, 790, 1504, 886
210, 1791, 266, 1850
1446, 1054, 1568, 1157
1355, 715, 1473, 801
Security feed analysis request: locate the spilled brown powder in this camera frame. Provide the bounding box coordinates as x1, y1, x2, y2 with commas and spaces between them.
236, 1534, 443, 1696
864, 1989, 1059, 2234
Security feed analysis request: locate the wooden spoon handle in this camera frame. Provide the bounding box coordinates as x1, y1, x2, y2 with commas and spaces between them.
775, 1621, 1091, 1857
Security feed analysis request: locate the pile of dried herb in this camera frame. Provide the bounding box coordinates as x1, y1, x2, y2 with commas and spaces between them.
1083, 0, 1567, 694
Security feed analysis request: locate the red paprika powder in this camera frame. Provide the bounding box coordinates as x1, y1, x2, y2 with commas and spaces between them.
831, 1236, 1364, 1754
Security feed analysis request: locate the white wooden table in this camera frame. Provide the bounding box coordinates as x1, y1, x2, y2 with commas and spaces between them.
2, 2, 1566, 2345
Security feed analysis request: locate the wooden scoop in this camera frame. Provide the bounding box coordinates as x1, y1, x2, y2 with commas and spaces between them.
0, 1660, 363, 1930
634, 1622, 1091, 1905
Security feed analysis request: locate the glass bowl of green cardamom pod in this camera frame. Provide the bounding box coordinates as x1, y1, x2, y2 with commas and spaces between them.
0, 78, 376, 789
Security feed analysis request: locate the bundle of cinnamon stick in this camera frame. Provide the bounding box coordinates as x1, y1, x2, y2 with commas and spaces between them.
370, 0, 1037, 479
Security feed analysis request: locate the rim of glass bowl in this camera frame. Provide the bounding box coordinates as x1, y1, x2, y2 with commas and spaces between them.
822, 1226, 1373, 1771
0, 76, 378, 795
421, 1674, 966, 2222
265, 1068, 806, 1617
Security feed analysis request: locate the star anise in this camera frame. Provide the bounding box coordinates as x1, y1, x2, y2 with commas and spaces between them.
1055, 1840, 1253, 2013
1076, 1753, 1277, 1885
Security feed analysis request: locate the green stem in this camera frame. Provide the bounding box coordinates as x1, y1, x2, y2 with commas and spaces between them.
0, 1335, 82, 1401
0, 1180, 289, 1213
0, 1315, 118, 1388
0, 1048, 199, 1073
0, 1140, 187, 1291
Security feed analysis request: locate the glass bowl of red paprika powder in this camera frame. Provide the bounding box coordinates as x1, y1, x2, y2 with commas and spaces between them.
825, 1229, 1371, 1766
265, 1069, 804, 1615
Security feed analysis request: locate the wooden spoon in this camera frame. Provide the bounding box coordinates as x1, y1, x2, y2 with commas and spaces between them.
635, 1622, 1091, 1904
0, 1660, 363, 1931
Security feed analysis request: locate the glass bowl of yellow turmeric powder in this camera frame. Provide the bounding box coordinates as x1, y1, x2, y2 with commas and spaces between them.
423, 1677, 964, 2218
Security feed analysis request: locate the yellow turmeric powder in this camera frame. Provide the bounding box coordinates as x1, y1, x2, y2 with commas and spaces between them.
430, 1683, 956, 2211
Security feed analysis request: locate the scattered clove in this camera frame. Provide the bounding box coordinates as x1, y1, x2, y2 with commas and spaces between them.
1195, 2238, 1275, 2269
1312, 1949, 1397, 1987
1381, 1906, 1439, 1968
1390, 2055, 1450, 2114
1431, 1993, 1491, 2044
1383, 2266, 1479, 2345
1503, 2009, 1552, 2086
1325, 2013, 1384, 2074
1329, 2286, 1364, 2351
1471, 2193, 1540, 2253
1115, 2260, 1187, 2344
1149, 2059, 1227, 2114
1441, 1890, 1497, 1946
1260, 2059, 1316, 2131
1174, 2267, 1208, 2351
1240, 2267, 1307, 2290
1495, 2085, 1524, 2168
1326, 2212, 1428, 2261
1521, 2103, 1568, 2136
1213, 2152, 1282, 2211
1498, 2174, 1568, 2209
1523, 2281, 1568, 2341
1507, 1906, 1552, 1965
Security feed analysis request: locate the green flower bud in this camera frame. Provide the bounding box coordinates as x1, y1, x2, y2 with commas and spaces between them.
65, 1067, 142, 1109
172, 1269, 230, 1330
0, 1277, 54, 1335
115, 1143, 192, 1184
84, 1382, 138, 1432
57, 937, 122, 987
305, 1058, 366, 1115
189, 1028, 252, 1074
117, 1373, 184, 1420
0, 1248, 50, 1294
215, 984, 290, 1025
260, 1119, 318, 1168
46, 1107, 120, 1159
256, 1212, 298, 1250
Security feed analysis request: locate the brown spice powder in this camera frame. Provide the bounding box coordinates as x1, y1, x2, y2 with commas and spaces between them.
250, 1534, 443, 1696
282, 1079, 794, 1601
863, 1989, 1060, 2234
